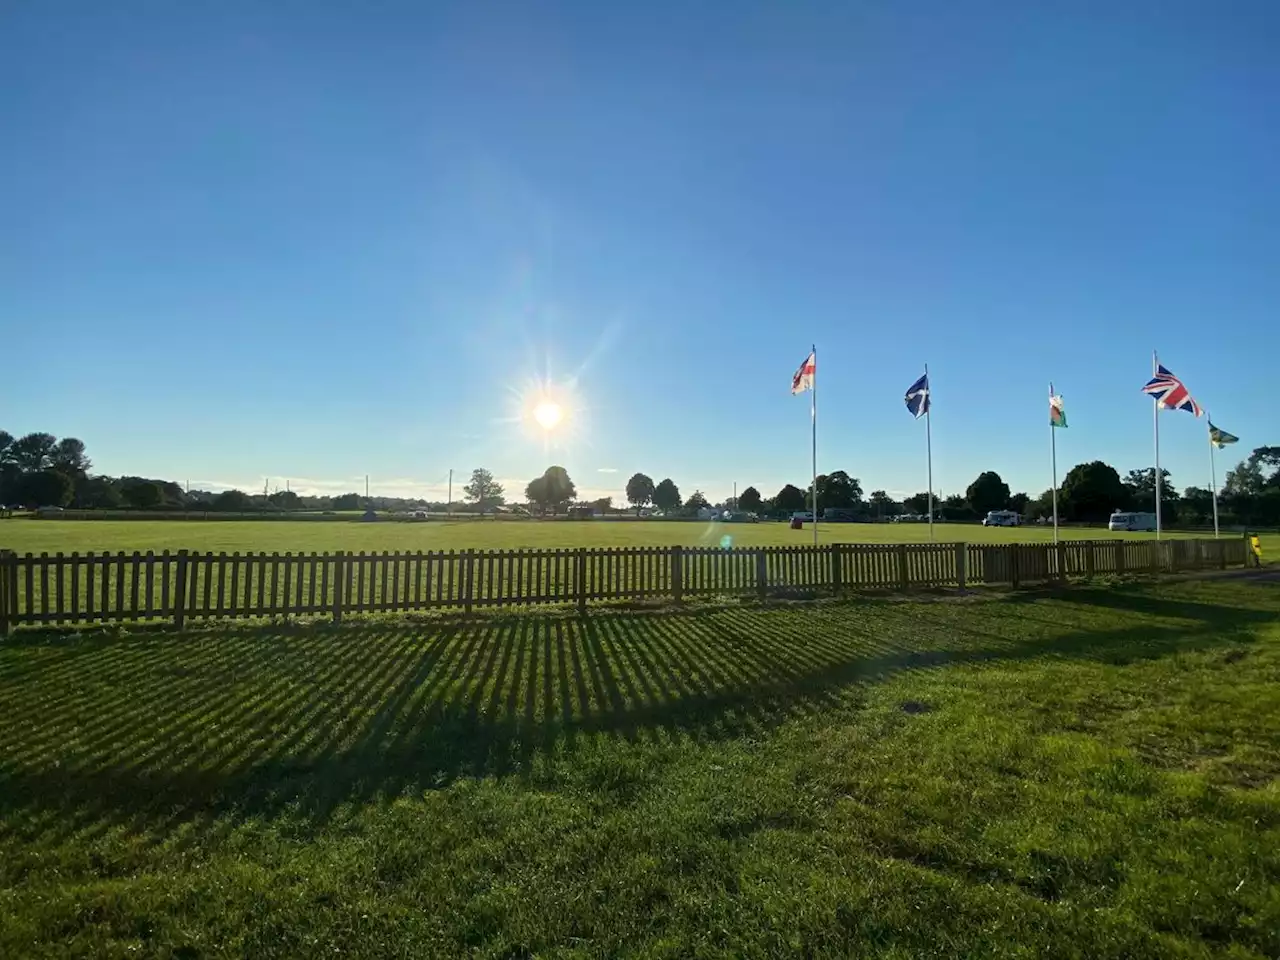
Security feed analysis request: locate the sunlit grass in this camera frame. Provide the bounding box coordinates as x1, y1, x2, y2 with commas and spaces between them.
1, 578, 1277, 957
0, 516, 1257, 556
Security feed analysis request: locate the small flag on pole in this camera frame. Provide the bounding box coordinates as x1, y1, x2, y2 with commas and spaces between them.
1142, 364, 1202, 416
904, 373, 930, 419
791, 350, 816, 395
1050, 389, 1067, 428
1209, 423, 1238, 448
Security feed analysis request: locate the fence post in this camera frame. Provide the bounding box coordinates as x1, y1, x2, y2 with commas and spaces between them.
1219, 539, 1227, 570
1149, 541, 1161, 574
0, 550, 11, 636
671, 546, 684, 603
332, 552, 345, 623
1010, 545, 1020, 588
463, 550, 475, 614
1086, 542, 1096, 577
1056, 541, 1067, 581
831, 544, 843, 593
576, 548, 587, 615
1115, 541, 1125, 574
897, 543, 909, 590
756, 549, 767, 599
173, 550, 189, 629
955, 543, 967, 590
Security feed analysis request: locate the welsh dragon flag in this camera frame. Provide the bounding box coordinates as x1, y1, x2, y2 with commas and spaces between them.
1050, 386, 1067, 428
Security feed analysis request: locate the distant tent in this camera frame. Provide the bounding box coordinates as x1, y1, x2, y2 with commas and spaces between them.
361, 508, 378, 522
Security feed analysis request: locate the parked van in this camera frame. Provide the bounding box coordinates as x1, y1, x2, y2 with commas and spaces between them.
982, 510, 1021, 527
1108, 511, 1157, 532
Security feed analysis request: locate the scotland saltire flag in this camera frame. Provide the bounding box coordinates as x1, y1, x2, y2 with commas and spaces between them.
904, 373, 930, 419
1142, 364, 1202, 416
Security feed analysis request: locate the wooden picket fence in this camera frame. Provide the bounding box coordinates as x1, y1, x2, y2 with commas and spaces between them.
0, 537, 1249, 633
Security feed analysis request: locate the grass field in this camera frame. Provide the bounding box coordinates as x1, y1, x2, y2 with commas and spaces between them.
0, 516, 1256, 555
2, 577, 1277, 957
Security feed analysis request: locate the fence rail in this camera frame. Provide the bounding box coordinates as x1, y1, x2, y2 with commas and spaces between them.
0, 538, 1249, 633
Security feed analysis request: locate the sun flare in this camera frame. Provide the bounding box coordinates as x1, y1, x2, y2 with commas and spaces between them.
533, 400, 563, 430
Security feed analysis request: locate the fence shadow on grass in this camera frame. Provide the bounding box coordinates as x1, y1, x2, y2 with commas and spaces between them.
0, 584, 1273, 847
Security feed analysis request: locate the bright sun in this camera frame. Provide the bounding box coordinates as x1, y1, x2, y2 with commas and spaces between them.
533, 400, 563, 430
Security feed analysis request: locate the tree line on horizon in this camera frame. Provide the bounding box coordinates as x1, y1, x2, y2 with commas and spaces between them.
3, 428, 1278, 526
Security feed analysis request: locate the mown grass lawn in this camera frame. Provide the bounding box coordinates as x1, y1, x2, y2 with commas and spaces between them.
0, 516, 1253, 555
1, 577, 1278, 958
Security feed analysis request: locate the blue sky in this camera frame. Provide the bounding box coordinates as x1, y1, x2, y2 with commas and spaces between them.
2, 1, 1277, 504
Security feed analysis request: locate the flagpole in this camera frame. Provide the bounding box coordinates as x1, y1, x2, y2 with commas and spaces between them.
1208, 415, 1220, 539
925, 362, 934, 543
811, 343, 818, 546
1050, 381, 1059, 545
1153, 350, 1161, 540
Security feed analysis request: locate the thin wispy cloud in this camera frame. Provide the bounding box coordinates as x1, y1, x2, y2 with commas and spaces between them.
597, 467, 618, 473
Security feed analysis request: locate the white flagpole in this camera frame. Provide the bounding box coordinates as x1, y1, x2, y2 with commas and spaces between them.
811, 344, 818, 546
925, 362, 934, 543
1208, 416, 1220, 539
1050, 382, 1059, 545
1153, 351, 1162, 540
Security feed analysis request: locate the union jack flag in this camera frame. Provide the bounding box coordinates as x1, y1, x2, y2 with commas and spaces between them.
1142, 364, 1202, 416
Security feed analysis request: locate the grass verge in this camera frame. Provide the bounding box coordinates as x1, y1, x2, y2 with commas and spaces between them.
1, 579, 1278, 957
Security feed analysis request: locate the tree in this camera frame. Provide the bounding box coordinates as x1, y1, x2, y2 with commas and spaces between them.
625, 472, 655, 515
1181, 486, 1214, 525
267, 490, 303, 510
0, 430, 14, 465
686, 490, 710, 512
120, 479, 163, 509
1252, 445, 1280, 471
50, 437, 91, 478
738, 486, 763, 512
0, 463, 20, 504
868, 490, 897, 519
1059, 461, 1126, 522
902, 492, 932, 515
813, 471, 863, 510
1225, 458, 1267, 497
76, 475, 122, 509
527, 466, 576, 515
773, 483, 807, 513
965, 471, 1011, 516
14, 469, 74, 507
653, 478, 682, 511
1123, 467, 1173, 501
525, 475, 550, 514
1008, 492, 1030, 517
941, 494, 973, 521
591, 496, 613, 513
541, 466, 576, 514
213, 489, 253, 512
332, 492, 362, 511
9, 432, 56, 472
1123, 467, 1179, 519
1026, 489, 1055, 521
462, 468, 505, 514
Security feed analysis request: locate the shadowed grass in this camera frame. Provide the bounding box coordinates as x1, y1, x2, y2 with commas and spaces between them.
1, 579, 1278, 957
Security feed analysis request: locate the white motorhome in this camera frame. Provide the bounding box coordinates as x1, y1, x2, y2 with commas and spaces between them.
1108, 511, 1157, 532
982, 510, 1021, 527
